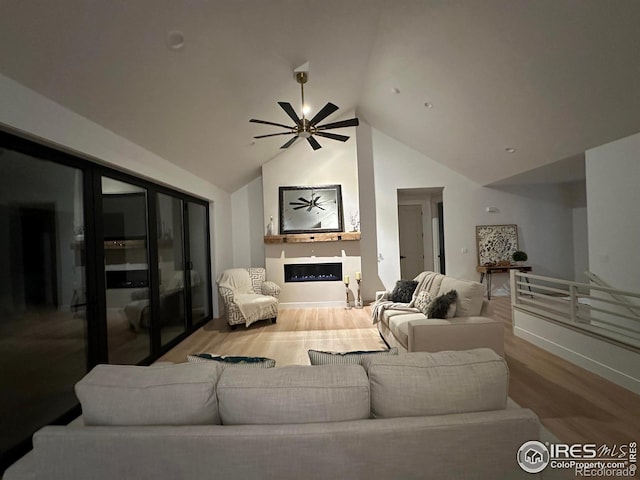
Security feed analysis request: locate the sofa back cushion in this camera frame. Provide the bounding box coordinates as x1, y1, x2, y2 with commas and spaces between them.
75, 363, 223, 426
362, 349, 508, 418
437, 276, 484, 317
217, 365, 370, 425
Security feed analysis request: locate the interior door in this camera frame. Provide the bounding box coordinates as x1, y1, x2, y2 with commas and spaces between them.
437, 201, 446, 274
398, 204, 424, 280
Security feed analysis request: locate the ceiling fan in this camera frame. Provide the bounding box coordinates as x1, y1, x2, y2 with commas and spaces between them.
250, 69, 359, 151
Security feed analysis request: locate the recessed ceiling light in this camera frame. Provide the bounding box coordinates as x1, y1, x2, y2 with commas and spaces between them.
167, 30, 185, 50
505, 147, 516, 153
392, 87, 400, 94
424, 101, 434, 109
302, 104, 311, 115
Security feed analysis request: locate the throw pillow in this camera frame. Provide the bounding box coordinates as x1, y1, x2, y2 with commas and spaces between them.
308, 348, 399, 366
426, 290, 458, 319
187, 353, 276, 368
390, 280, 418, 303
413, 291, 434, 315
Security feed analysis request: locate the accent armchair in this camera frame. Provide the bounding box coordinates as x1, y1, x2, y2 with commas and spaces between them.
217, 267, 280, 329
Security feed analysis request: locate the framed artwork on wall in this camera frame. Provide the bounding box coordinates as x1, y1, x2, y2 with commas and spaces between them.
475, 224, 519, 266
279, 185, 344, 234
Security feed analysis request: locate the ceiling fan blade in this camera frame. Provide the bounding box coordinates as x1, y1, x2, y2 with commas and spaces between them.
316, 117, 360, 130
308, 102, 339, 127
253, 132, 295, 139
278, 102, 301, 125
306, 136, 322, 150
281, 135, 299, 149
315, 131, 350, 142
250, 118, 294, 129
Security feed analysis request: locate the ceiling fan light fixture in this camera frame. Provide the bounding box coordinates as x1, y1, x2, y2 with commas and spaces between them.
249, 68, 359, 151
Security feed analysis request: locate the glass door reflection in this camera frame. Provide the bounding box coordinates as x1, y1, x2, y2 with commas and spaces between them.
188, 202, 210, 322
101, 177, 150, 364
157, 193, 186, 346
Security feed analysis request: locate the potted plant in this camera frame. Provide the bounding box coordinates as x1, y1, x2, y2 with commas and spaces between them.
512, 250, 528, 265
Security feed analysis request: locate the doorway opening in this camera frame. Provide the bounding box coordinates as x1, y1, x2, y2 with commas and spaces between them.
397, 188, 445, 279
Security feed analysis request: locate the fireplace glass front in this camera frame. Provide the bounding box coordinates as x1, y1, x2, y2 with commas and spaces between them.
284, 263, 342, 283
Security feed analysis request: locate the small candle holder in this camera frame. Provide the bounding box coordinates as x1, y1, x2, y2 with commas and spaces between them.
344, 280, 352, 309
355, 278, 363, 308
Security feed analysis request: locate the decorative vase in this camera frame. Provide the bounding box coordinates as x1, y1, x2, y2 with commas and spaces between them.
266, 216, 274, 236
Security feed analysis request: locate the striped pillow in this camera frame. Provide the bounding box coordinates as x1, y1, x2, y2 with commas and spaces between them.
187, 354, 276, 368
308, 348, 398, 366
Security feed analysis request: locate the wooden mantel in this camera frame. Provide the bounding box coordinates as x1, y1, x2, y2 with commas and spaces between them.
264, 232, 361, 244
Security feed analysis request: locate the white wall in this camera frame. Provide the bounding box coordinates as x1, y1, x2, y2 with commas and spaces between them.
355, 121, 386, 301
231, 177, 265, 268
0, 73, 233, 316
572, 207, 589, 284
586, 132, 640, 293
367, 126, 576, 295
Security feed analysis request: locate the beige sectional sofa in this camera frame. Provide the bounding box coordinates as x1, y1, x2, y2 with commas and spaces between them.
5, 349, 539, 479
375, 271, 504, 355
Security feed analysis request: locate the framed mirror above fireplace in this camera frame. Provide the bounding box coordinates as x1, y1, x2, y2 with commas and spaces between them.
279, 185, 344, 234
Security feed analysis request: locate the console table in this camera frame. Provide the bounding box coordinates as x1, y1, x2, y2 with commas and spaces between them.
476, 265, 532, 300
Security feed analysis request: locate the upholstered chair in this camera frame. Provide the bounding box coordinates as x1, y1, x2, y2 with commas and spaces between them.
217, 267, 280, 329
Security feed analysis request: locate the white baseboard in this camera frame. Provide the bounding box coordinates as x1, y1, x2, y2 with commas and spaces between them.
513, 309, 640, 395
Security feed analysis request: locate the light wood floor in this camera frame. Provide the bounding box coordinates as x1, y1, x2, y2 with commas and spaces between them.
159, 298, 640, 445
157, 306, 387, 366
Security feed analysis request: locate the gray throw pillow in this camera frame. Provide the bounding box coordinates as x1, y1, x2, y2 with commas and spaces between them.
390, 280, 418, 303
426, 290, 458, 319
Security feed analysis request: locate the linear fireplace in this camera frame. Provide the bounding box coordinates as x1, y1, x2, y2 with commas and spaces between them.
284, 263, 342, 283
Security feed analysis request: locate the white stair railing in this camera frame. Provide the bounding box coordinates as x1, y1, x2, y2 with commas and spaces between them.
584, 270, 640, 319
510, 270, 640, 350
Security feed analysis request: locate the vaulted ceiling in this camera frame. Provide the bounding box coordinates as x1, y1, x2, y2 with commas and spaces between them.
2, 1, 640, 192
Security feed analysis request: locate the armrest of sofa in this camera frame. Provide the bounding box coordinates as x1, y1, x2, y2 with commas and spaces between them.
407, 316, 504, 356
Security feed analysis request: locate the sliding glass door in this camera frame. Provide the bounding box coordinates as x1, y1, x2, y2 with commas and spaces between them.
101, 177, 151, 364
0, 141, 88, 469
188, 202, 211, 323
157, 193, 187, 347
0, 130, 213, 471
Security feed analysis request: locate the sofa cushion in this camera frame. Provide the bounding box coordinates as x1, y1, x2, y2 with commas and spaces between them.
437, 276, 484, 317
390, 280, 418, 303
187, 353, 276, 368
75, 363, 222, 426
381, 308, 414, 327
308, 348, 398, 365
389, 313, 425, 348
362, 349, 508, 418
217, 365, 370, 425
